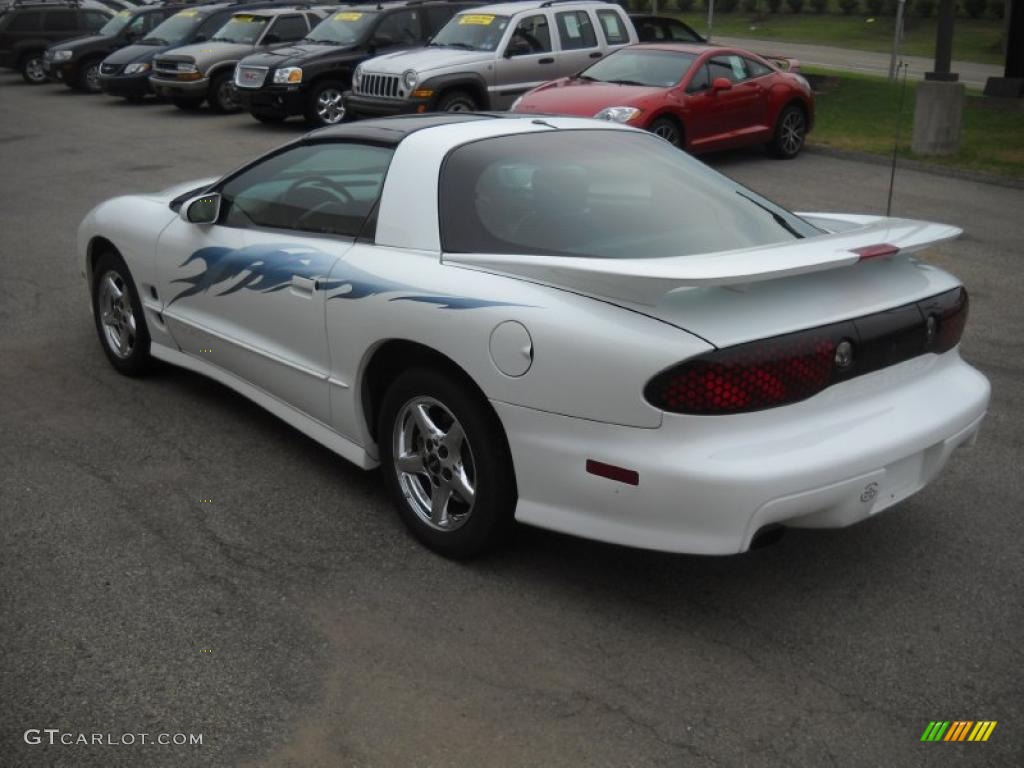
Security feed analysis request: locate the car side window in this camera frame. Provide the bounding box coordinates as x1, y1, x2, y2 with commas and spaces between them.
424, 5, 459, 34
596, 10, 627, 45
8, 12, 42, 31
686, 62, 710, 93
506, 14, 551, 57
82, 11, 110, 32
268, 15, 307, 43
374, 10, 420, 45
709, 55, 747, 83
744, 57, 773, 77
555, 10, 596, 51
219, 142, 395, 238
43, 10, 75, 31
195, 14, 224, 41
668, 20, 701, 42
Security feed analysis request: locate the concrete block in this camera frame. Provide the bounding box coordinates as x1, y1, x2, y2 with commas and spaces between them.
911, 80, 965, 156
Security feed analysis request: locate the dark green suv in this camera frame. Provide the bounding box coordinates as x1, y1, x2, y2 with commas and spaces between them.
0, 1, 111, 83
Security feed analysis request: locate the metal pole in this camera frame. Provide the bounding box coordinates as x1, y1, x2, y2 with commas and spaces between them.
926, 0, 957, 80
888, 0, 906, 81
707, 0, 715, 43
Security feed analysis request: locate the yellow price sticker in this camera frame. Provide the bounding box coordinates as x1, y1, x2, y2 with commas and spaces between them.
116, 9, 131, 16
176, 9, 198, 17
233, 14, 262, 22
459, 14, 495, 25
334, 12, 363, 20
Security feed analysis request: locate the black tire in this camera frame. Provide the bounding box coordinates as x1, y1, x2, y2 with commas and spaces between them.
76, 57, 103, 93
171, 97, 205, 111
251, 110, 286, 124
378, 367, 517, 559
435, 89, 478, 113
20, 52, 47, 84
304, 79, 347, 126
91, 250, 152, 376
208, 70, 239, 113
648, 116, 683, 148
768, 104, 807, 159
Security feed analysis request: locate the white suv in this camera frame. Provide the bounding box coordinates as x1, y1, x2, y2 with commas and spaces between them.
343, 0, 636, 116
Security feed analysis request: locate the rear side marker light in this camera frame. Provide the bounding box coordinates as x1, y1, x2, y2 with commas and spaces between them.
586, 460, 639, 486
645, 287, 968, 415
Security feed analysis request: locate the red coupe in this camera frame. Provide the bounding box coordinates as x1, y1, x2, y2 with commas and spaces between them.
511, 43, 815, 159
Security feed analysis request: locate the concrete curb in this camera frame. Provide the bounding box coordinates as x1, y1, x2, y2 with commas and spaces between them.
805, 143, 1024, 191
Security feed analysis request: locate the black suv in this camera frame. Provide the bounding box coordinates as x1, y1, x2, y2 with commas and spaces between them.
0, 0, 111, 83
98, 1, 286, 100
232, 0, 477, 126
44, 4, 181, 92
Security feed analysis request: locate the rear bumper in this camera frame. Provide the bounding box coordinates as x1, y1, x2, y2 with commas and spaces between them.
496, 350, 989, 554
99, 72, 152, 97
234, 84, 305, 117
343, 91, 423, 118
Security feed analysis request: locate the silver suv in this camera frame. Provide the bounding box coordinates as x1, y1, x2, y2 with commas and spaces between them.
343, 0, 636, 116
149, 6, 324, 113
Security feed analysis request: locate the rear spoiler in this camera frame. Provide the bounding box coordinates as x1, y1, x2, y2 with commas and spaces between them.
443, 215, 962, 306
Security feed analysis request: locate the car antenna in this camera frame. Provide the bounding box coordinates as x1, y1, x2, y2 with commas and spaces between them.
531, 118, 559, 129
886, 60, 909, 217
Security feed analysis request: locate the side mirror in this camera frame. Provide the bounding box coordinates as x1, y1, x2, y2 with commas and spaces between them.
180, 193, 220, 225
712, 76, 733, 92
193, 33, 207, 43
263, 33, 281, 45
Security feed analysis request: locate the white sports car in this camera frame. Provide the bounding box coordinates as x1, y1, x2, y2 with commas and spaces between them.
78, 114, 990, 558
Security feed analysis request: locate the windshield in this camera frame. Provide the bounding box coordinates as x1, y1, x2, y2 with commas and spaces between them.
306, 10, 376, 45
142, 9, 201, 45
581, 50, 696, 88
430, 12, 509, 52
440, 131, 820, 259
99, 9, 133, 36
211, 13, 269, 44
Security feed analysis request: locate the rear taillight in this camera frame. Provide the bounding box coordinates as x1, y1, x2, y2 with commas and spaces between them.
645, 287, 968, 415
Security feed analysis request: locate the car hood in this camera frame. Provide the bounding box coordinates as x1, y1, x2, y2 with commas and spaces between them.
240, 41, 358, 68
51, 33, 112, 52
104, 42, 170, 65
360, 46, 488, 75
517, 78, 666, 115
161, 41, 253, 64
445, 214, 964, 347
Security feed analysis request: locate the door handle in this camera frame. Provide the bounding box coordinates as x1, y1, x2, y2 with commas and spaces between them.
291, 275, 319, 293
538, 57, 554, 65
588, 51, 602, 59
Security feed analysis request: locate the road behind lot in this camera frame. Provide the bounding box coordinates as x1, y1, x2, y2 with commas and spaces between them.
0, 76, 1021, 767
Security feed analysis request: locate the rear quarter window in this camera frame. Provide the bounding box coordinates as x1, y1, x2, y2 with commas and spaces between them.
596, 9, 627, 45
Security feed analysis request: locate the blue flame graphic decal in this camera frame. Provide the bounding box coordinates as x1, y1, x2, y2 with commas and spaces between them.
169, 243, 524, 310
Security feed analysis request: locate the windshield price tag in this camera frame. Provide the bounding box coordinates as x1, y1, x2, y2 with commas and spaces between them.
176, 9, 198, 17
335, 12, 363, 20
459, 14, 495, 25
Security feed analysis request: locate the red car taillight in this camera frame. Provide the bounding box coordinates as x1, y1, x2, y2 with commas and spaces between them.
644, 287, 968, 415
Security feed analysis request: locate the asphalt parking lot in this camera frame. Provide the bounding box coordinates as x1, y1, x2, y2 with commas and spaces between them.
1, 74, 1021, 767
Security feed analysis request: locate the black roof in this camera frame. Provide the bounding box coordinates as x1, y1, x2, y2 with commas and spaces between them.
306, 113, 527, 146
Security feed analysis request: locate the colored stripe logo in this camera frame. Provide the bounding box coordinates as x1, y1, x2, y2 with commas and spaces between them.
921, 721, 997, 742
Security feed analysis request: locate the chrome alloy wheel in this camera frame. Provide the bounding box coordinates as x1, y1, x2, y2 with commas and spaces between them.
216, 79, 238, 111
97, 270, 137, 359
24, 56, 46, 83
779, 110, 805, 155
651, 121, 680, 145
392, 396, 476, 532
315, 88, 345, 124
84, 63, 100, 92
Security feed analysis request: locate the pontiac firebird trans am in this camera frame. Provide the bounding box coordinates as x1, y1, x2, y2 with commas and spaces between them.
78, 113, 990, 558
